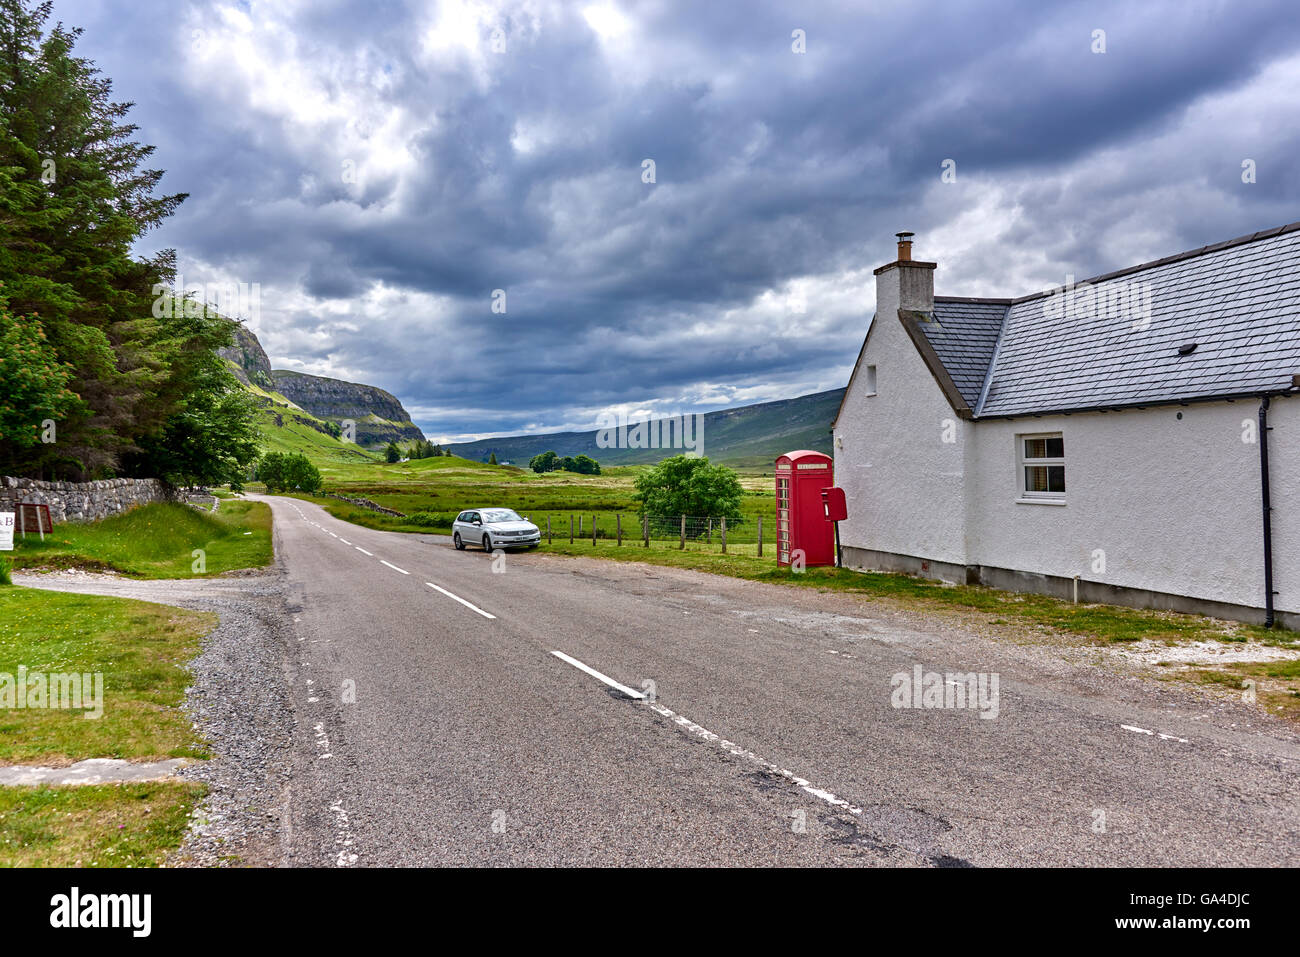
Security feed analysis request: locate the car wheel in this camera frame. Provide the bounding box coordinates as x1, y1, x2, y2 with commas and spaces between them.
483, 534, 493, 552
453, 532, 465, 550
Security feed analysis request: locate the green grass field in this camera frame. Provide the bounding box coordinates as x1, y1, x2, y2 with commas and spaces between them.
0, 584, 217, 867
281, 455, 778, 536
0, 587, 216, 763
0, 782, 204, 867
9, 500, 272, 578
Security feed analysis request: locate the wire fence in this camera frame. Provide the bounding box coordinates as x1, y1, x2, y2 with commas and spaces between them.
526, 511, 774, 558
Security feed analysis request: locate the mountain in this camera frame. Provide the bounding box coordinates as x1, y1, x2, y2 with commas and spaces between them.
445, 389, 844, 469
270, 370, 425, 448
218, 325, 421, 460
218, 323, 275, 389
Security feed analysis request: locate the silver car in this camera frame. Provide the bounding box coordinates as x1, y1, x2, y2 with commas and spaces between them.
452, 508, 541, 551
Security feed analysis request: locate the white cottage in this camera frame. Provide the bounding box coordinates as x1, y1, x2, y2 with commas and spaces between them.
832, 225, 1300, 629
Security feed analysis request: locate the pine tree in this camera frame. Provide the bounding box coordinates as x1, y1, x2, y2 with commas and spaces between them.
0, 1, 188, 477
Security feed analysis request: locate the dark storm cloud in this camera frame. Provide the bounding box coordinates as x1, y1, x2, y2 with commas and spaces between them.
68, 0, 1300, 440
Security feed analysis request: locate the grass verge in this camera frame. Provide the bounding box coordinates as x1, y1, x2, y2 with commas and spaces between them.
0, 587, 216, 764
0, 782, 203, 867
0, 584, 216, 867
8, 500, 272, 578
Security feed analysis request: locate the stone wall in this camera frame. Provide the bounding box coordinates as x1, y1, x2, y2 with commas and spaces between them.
325, 492, 406, 517
0, 476, 175, 524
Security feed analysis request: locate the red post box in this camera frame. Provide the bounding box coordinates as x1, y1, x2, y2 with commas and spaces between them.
774, 450, 835, 567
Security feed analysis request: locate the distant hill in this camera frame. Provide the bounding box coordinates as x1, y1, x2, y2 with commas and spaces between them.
446, 389, 844, 468
218, 326, 424, 452
271, 370, 425, 449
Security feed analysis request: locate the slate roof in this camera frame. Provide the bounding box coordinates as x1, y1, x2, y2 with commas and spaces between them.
916, 298, 1008, 409
917, 222, 1300, 418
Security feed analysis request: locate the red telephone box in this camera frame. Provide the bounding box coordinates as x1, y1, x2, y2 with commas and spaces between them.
775, 450, 835, 567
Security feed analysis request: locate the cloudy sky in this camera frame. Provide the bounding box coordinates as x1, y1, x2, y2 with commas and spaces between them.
71, 0, 1300, 442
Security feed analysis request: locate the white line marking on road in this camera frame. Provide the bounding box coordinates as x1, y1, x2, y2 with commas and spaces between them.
645, 701, 864, 816
329, 800, 359, 867
355, 547, 373, 556
339, 538, 352, 545
380, 560, 409, 575
1121, 724, 1189, 744
426, 581, 496, 619
550, 650, 865, 817
550, 650, 645, 699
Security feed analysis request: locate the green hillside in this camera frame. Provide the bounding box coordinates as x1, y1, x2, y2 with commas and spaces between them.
445, 388, 844, 468
232, 369, 380, 466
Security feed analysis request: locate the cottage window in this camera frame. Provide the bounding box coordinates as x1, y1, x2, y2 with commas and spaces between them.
1018, 433, 1065, 501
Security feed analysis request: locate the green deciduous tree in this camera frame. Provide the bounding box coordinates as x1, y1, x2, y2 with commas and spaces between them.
568, 454, 601, 475
529, 450, 558, 473
284, 452, 323, 493
633, 455, 743, 523
258, 451, 321, 494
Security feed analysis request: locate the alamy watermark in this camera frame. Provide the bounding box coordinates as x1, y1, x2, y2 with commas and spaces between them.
1041, 274, 1152, 330
1, 666, 104, 719
152, 276, 261, 324
595, 411, 704, 456
891, 665, 999, 719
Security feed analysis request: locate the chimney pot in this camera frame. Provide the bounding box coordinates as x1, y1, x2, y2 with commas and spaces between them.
896, 231, 914, 262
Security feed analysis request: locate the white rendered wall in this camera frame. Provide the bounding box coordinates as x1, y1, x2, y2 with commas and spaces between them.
833, 301, 973, 566
967, 396, 1298, 614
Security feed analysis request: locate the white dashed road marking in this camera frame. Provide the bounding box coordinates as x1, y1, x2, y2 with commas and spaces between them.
1121, 724, 1189, 744
550, 650, 645, 699
355, 547, 373, 556
380, 560, 409, 575
549, 650, 865, 818
426, 581, 496, 619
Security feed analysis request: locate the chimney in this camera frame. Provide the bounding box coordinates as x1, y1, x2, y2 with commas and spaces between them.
873, 229, 935, 315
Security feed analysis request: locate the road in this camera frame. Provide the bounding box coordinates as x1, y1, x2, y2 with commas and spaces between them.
25, 494, 1300, 866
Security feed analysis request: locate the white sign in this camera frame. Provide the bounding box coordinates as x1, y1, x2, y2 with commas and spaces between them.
0, 512, 13, 551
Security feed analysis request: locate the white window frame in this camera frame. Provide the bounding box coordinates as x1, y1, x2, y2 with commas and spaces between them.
1017, 432, 1066, 503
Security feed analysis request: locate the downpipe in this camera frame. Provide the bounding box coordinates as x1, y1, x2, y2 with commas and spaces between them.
1259, 396, 1275, 628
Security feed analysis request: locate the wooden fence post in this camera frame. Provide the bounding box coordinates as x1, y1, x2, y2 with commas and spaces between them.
757, 515, 763, 557
720, 516, 726, 554
616, 513, 622, 546
578, 515, 583, 538
679, 514, 686, 549
592, 515, 597, 546
569, 515, 574, 543
707, 517, 712, 545
643, 514, 649, 548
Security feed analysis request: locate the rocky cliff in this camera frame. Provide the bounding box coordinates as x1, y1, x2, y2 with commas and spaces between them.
270, 370, 425, 448
218, 323, 275, 389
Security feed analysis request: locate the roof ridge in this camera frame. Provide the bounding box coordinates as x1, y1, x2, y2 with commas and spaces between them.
1010, 220, 1300, 305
